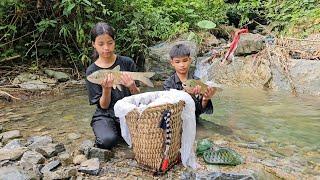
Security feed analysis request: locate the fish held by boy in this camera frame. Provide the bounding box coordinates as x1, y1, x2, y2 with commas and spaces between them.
87, 65, 155, 90
182, 79, 223, 94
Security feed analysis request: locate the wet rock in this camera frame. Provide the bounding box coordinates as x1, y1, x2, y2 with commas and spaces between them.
261, 159, 277, 167
44, 69, 70, 82
12, 73, 39, 85
43, 167, 77, 179
73, 155, 87, 165
237, 142, 261, 149
20, 151, 45, 170
0, 166, 30, 180
0, 160, 11, 167
2, 139, 24, 150
0, 147, 27, 161
0, 130, 22, 142
88, 147, 114, 162
58, 152, 73, 166
19, 80, 49, 90
271, 59, 320, 96
67, 133, 81, 140
79, 158, 100, 176
26, 135, 53, 149
181, 171, 256, 180
35, 143, 65, 158
33, 164, 44, 177
79, 140, 94, 156
236, 33, 265, 55
41, 160, 61, 173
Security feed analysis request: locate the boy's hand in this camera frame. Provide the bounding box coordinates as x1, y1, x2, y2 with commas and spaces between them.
203, 87, 216, 101
101, 73, 114, 89
120, 72, 136, 88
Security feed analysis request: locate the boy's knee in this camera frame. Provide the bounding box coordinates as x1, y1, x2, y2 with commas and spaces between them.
96, 133, 118, 149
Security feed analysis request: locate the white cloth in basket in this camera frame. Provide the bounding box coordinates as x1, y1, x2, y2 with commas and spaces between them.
114, 89, 198, 169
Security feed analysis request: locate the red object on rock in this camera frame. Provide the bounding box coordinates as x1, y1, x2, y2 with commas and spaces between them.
221, 28, 249, 65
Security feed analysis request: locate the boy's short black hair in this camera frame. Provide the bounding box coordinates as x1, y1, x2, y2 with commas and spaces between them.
169, 44, 191, 59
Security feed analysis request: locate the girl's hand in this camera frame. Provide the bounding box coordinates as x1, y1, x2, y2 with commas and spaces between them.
101, 73, 114, 89
121, 72, 136, 88
203, 87, 216, 101
191, 85, 201, 95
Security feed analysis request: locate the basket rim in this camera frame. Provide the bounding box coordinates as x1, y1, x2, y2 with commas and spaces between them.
128, 100, 185, 114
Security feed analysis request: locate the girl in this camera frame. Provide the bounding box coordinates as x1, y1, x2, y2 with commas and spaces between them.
85, 22, 140, 149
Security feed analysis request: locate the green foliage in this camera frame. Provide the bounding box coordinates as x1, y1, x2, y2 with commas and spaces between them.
0, 0, 318, 71
264, 0, 320, 36
197, 20, 216, 30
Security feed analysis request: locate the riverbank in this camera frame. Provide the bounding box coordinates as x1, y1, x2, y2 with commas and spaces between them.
1, 87, 319, 179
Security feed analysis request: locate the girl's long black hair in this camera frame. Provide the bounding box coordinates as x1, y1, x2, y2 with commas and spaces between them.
90, 22, 116, 60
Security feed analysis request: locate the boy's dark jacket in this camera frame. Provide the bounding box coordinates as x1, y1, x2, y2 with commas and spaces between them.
163, 73, 213, 121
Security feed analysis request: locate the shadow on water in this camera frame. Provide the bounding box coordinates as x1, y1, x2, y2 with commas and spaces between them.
197, 118, 233, 137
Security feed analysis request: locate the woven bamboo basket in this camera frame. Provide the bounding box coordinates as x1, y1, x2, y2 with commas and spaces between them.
126, 100, 185, 173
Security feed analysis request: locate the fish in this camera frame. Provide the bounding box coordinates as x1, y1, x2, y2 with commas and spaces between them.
87, 65, 155, 90
182, 79, 223, 94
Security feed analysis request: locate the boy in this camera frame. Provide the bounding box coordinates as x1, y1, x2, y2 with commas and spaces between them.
163, 43, 216, 121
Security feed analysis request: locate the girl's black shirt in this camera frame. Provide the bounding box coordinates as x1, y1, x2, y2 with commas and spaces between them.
85, 55, 137, 121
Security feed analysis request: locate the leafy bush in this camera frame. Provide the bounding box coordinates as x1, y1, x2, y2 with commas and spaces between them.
0, 0, 318, 72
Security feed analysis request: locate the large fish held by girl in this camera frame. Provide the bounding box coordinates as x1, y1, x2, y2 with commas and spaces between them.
86, 65, 155, 90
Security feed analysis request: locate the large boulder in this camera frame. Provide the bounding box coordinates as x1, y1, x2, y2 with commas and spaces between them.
235, 33, 265, 55
206, 56, 272, 89
202, 55, 320, 96
270, 59, 320, 96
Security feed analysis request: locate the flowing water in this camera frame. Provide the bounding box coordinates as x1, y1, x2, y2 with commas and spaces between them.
1, 86, 319, 177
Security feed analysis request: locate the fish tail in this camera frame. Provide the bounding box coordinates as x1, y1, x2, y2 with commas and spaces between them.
136, 72, 155, 87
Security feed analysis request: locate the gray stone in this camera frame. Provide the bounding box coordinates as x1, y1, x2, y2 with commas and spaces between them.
181, 171, 256, 180
43, 167, 77, 179
0, 125, 3, 133
79, 158, 100, 176
20, 151, 45, 170
19, 80, 49, 90
12, 73, 39, 85
88, 147, 114, 162
270, 59, 320, 96
79, 140, 94, 157
35, 143, 65, 158
41, 160, 61, 173
0, 160, 11, 167
67, 133, 81, 140
236, 33, 265, 55
0, 147, 27, 161
44, 69, 70, 82
2, 139, 24, 150
58, 152, 73, 166
73, 154, 87, 165
0, 130, 22, 142
0, 166, 30, 180
27, 135, 53, 149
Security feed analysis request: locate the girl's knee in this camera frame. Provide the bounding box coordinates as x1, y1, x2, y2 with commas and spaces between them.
96, 133, 118, 149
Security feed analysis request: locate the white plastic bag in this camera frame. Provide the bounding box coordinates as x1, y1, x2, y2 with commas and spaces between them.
114, 89, 198, 169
